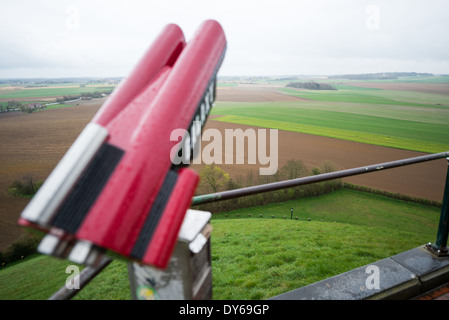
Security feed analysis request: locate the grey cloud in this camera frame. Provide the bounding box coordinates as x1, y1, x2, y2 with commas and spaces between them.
1, 0, 449, 77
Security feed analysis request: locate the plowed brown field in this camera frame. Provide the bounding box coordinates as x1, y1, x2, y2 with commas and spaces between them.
348, 82, 449, 95
0, 104, 99, 249
216, 85, 309, 102
190, 119, 447, 202
0, 86, 446, 250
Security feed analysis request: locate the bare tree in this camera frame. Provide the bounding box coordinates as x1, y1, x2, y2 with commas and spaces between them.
200, 164, 231, 193
279, 159, 309, 180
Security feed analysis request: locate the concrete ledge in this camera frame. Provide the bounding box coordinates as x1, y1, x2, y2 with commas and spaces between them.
269, 245, 449, 300
391, 246, 449, 293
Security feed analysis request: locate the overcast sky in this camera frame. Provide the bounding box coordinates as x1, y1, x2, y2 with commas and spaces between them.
1, 0, 449, 78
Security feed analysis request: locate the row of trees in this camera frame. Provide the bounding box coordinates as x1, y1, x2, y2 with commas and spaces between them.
0, 100, 22, 112
194, 160, 342, 213
81, 90, 113, 99
55, 89, 113, 103
1, 88, 114, 113
0, 101, 45, 113
55, 95, 80, 103
286, 81, 336, 90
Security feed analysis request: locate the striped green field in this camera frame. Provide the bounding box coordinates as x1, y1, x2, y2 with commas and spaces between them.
212, 83, 449, 153
0, 86, 115, 99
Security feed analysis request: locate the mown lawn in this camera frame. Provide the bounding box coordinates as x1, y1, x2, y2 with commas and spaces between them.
0, 188, 440, 300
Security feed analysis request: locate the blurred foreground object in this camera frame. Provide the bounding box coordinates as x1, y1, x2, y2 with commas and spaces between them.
18, 20, 226, 269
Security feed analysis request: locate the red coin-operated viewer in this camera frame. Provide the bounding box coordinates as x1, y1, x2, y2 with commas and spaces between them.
18, 20, 227, 269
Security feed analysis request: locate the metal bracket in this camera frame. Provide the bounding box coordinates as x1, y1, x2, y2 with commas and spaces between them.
425, 243, 449, 258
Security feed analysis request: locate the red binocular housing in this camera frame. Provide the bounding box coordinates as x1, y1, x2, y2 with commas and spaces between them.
18, 20, 227, 269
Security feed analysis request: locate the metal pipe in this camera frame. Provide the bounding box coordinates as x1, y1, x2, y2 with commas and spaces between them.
427, 157, 449, 256
192, 151, 449, 205
436, 158, 449, 248
48, 256, 112, 300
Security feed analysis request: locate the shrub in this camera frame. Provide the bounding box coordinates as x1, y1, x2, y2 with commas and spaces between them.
8, 176, 43, 197
286, 81, 336, 90
0, 233, 40, 264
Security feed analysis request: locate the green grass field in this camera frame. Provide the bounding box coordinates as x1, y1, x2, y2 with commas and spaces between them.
212, 83, 449, 153
282, 86, 449, 107
0, 188, 440, 300
44, 104, 76, 110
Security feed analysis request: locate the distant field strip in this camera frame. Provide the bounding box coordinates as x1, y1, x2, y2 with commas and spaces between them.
212, 101, 449, 153
280, 87, 449, 107
0, 86, 115, 99
299, 76, 449, 84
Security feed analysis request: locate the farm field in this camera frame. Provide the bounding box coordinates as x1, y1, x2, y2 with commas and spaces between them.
0, 103, 101, 250
0, 78, 448, 252
0, 75, 447, 301
191, 119, 447, 202
212, 82, 449, 154
0, 84, 115, 102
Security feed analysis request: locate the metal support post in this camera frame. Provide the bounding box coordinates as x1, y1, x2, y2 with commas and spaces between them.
127, 209, 213, 300
426, 157, 449, 257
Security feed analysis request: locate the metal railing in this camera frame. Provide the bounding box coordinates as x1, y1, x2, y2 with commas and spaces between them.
192, 151, 449, 206
49, 151, 449, 299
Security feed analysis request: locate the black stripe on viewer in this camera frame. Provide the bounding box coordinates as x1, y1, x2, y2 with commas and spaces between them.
130, 169, 178, 260
51, 143, 124, 234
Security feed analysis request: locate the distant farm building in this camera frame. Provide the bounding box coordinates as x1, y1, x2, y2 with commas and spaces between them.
27, 103, 45, 111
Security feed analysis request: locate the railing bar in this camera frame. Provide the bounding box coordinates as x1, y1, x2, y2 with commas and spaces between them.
48, 256, 112, 300
192, 151, 449, 205
433, 158, 449, 251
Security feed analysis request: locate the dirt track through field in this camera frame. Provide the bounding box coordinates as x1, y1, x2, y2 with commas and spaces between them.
0, 86, 446, 250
